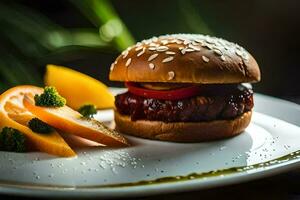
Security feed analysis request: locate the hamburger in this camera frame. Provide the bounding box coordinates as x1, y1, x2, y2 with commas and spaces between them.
109, 34, 260, 142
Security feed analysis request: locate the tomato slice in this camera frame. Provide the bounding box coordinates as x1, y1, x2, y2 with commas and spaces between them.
125, 82, 201, 100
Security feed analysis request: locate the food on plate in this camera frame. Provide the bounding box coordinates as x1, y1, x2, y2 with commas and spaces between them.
24, 87, 129, 147
78, 104, 97, 118
109, 34, 261, 142
0, 84, 129, 156
0, 127, 26, 152
45, 64, 114, 110
0, 85, 76, 157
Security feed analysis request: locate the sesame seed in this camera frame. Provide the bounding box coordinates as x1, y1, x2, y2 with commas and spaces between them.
149, 63, 155, 69
218, 39, 226, 46
185, 48, 195, 52
188, 44, 201, 51
195, 39, 204, 44
110, 63, 114, 71
156, 46, 169, 52
161, 40, 169, 45
135, 46, 143, 51
132, 35, 250, 67
162, 56, 174, 63
148, 53, 159, 61
167, 71, 175, 80
166, 51, 176, 55
148, 47, 157, 51
224, 46, 230, 50
122, 51, 129, 59
137, 48, 145, 57
201, 43, 213, 49
236, 50, 243, 57
242, 52, 249, 60
206, 44, 213, 50
205, 37, 214, 44
149, 43, 158, 47
202, 55, 209, 63
181, 49, 186, 55
220, 55, 226, 61
235, 44, 242, 49
192, 41, 199, 46
152, 37, 158, 42
214, 49, 223, 56
183, 40, 190, 45
125, 58, 132, 67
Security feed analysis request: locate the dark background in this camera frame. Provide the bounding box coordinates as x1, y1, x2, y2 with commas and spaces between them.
0, 0, 299, 97
0, 1, 300, 199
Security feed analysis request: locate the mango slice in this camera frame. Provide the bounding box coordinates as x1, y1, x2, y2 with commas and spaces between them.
45, 64, 114, 110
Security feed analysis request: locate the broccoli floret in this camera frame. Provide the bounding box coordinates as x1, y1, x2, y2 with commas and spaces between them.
34, 86, 66, 107
78, 104, 97, 118
28, 118, 54, 134
0, 127, 26, 152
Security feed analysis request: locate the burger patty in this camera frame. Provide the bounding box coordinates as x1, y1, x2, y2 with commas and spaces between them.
115, 84, 253, 122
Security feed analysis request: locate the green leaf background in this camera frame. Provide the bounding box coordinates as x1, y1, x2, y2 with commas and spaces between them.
0, 0, 211, 93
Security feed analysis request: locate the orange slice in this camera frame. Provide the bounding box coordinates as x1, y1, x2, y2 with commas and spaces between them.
0, 85, 76, 157
45, 64, 114, 110
23, 95, 129, 147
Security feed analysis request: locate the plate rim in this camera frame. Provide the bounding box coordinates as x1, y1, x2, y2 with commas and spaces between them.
1, 157, 300, 198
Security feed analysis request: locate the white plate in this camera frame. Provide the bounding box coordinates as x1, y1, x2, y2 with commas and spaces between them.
0, 90, 300, 198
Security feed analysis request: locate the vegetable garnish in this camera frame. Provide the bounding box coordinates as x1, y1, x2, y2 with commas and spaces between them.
0, 127, 26, 152
78, 104, 97, 118
34, 86, 66, 107
0, 85, 76, 157
24, 95, 130, 147
28, 118, 54, 134
125, 82, 201, 100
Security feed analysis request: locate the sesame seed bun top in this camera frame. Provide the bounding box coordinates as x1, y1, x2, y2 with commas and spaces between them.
109, 34, 261, 84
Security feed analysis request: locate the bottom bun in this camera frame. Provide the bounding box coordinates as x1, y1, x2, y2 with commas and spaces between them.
114, 111, 252, 142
